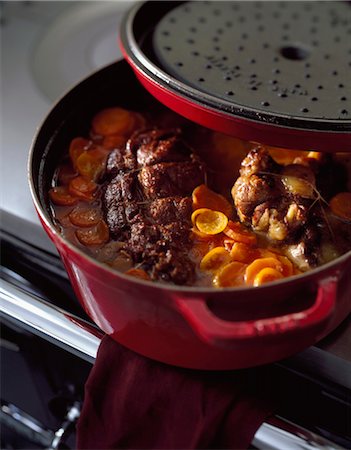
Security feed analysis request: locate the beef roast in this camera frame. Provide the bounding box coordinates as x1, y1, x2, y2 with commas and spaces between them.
138, 161, 205, 200
102, 128, 205, 284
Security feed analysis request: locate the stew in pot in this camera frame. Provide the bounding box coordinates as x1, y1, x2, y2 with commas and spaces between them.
49, 106, 351, 287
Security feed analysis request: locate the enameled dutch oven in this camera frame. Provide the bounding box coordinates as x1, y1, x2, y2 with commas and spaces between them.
29, 60, 351, 370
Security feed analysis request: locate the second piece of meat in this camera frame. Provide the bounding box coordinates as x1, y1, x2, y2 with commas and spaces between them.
231, 147, 324, 270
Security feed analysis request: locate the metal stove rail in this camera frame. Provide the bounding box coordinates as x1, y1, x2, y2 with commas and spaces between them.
0, 275, 348, 450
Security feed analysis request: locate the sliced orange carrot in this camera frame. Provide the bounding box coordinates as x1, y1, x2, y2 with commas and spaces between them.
245, 257, 284, 285
257, 248, 280, 259
125, 268, 151, 280
230, 242, 260, 263
200, 247, 232, 272
276, 255, 294, 277
191, 208, 211, 225
213, 261, 247, 288
69, 206, 101, 227
307, 151, 323, 162
76, 220, 109, 246
253, 267, 284, 286
223, 220, 257, 245
69, 137, 91, 167
192, 184, 233, 217
76, 147, 108, 181
49, 186, 78, 206
92, 107, 135, 136
329, 192, 351, 221
267, 147, 310, 165
68, 176, 97, 200
195, 210, 228, 235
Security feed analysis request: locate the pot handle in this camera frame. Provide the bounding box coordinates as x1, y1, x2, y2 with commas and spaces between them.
174, 277, 337, 344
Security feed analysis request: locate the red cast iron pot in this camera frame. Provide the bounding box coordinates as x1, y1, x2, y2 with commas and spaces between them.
29, 61, 351, 370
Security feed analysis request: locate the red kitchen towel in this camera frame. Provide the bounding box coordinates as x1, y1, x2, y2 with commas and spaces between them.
77, 335, 276, 450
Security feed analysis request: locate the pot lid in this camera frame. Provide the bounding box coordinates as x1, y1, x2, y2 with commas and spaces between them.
119, 1, 351, 151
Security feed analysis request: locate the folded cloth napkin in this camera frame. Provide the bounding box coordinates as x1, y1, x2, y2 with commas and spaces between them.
77, 336, 276, 450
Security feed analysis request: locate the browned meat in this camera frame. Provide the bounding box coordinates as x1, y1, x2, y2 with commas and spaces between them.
150, 249, 195, 285
232, 175, 281, 221
128, 222, 161, 256
232, 146, 324, 270
106, 148, 125, 177
102, 128, 205, 285
106, 146, 137, 178
239, 146, 279, 178
147, 197, 192, 225
104, 172, 138, 208
103, 172, 143, 237
138, 161, 205, 200
128, 222, 190, 258
134, 129, 192, 166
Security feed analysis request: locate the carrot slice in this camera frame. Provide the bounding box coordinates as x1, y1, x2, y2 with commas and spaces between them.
200, 247, 232, 272
257, 248, 280, 259
223, 220, 257, 245
69, 176, 97, 200
192, 184, 233, 217
194, 210, 228, 235
69, 137, 91, 167
76, 220, 109, 246
125, 268, 151, 280
69, 206, 101, 227
213, 261, 247, 287
253, 267, 284, 286
329, 192, 351, 221
267, 147, 310, 165
76, 147, 108, 181
191, 208, 211, 225
92, 107, 135, 136
276, 255, 294, 277
230, 242, 261, 263
245, 257, 284, 285
49, 186, 78, 206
